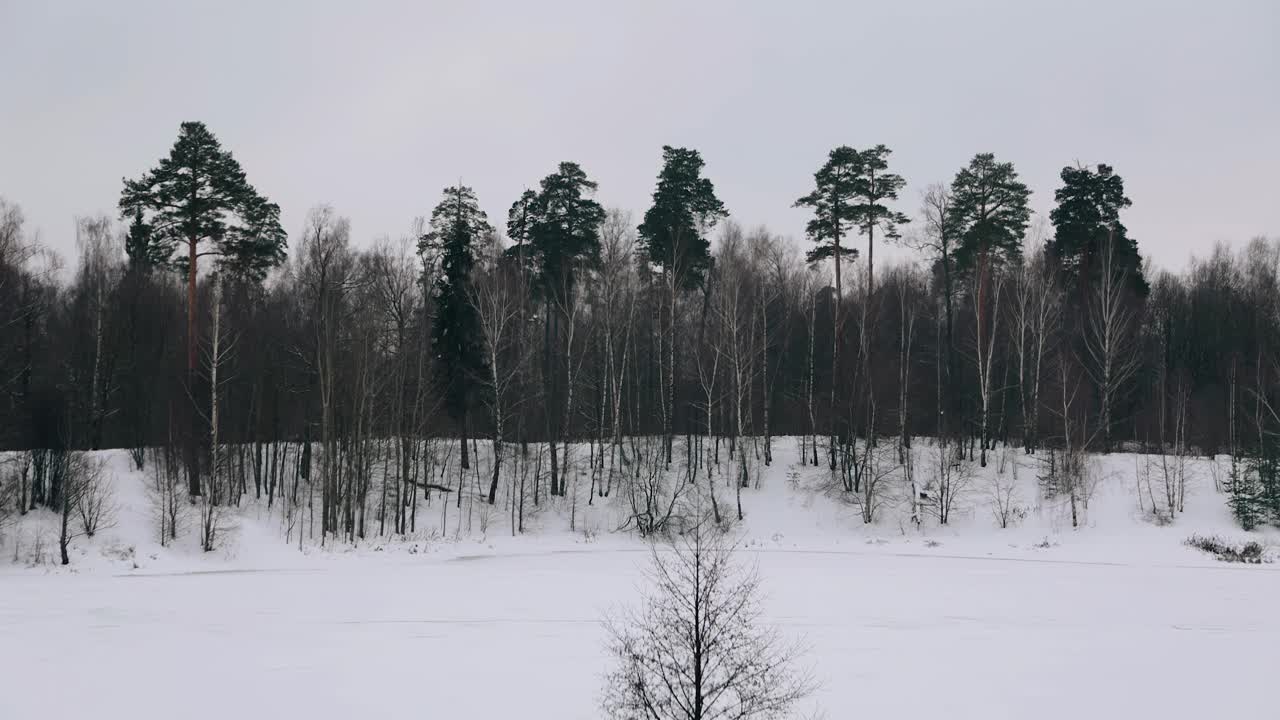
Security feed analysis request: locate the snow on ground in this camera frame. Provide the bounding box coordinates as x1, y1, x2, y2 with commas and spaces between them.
2, 439, 1278, 718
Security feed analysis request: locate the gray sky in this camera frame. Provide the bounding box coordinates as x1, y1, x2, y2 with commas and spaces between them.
1, 0, 1276, 271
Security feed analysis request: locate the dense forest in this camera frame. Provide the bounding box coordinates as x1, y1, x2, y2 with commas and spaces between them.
3, 121, 1279, 541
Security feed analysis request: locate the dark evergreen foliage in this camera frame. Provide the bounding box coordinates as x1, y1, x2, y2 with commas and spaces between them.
847, 145, 910, 246
1049, 163, 1148, 296
638, 146, 727, 290
948, 153, 1032, 273
505, 188, 538, 278
795, 146, 861, 267
123, 208, 168, 271
419, 184, 491, 424
119, 121, 286, 280
1232, 427, 1280, 530
528, 161, 606, 302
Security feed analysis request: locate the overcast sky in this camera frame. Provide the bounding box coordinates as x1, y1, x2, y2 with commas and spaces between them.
1, 0, 1276, 271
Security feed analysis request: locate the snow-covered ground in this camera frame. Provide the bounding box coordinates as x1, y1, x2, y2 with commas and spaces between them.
2, 439, 1278, 718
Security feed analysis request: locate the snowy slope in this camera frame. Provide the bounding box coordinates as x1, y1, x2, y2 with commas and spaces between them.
1, 437, 1273, 573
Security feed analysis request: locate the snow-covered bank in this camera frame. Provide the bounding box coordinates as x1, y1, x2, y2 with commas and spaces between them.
2, 438, 1277, 574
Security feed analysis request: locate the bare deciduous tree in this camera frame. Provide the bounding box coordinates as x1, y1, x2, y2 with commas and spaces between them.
57, 452, 109, 565
926, 441, 975, 526
1009, 244, 1060, 454
603, 523, 815, 720
1084, 232, 1142, 452
988, 446, 1022, 529
471, 245, 524, 505
146, 444, 185, 546
972, 262, 1005, 467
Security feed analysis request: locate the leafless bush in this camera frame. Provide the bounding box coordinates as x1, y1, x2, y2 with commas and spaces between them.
1185, 534, 1271, 564
1037, 447, 1097, 528
147, 445, 185, 546
200, 446, 228, 552
58, 452, 109, 565
602, 522, 817, 719
924, 442, 975, 525
619, 436, 692, 537
77, 467, 115, 538
856, 442, 899, 524
0, 455, 16, 537
11, 528, 52, 567
129, 445, 146, 471
988, 448, 1024, 529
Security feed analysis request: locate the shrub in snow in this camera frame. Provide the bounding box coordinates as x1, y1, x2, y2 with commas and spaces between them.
1184, 534, 1270, 564
53, 452, 111, 566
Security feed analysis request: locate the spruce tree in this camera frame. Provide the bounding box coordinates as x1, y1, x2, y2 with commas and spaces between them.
1232, 448, 1267, 531
123, 208, 169, 271
1235, 426, 1280, 530
419, 184, 491, 469
1049, 163, 1148, 296
119, 121, 286, 496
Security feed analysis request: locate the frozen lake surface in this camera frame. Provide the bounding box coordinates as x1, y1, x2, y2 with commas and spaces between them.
4, 543, 1276, 719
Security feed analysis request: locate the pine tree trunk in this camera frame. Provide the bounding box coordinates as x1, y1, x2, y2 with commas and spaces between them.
186, 236, 201, 497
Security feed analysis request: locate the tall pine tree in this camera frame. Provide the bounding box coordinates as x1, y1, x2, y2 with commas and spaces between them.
529, 162, 606, 302
845, 145, 909, 460
947, 153, 1031, 464
848, 144, 909, 298
948, 153, 1032, 273
420, 184, 492, 470
505, 188, 538, 279
1049, 163, 1148, 297
638, 146, 727, 291
119, 121, 286, 496
796, 146, 862, 466
795, 146, 861, 298
638, 146, 727, 462
526, 162, 605, 494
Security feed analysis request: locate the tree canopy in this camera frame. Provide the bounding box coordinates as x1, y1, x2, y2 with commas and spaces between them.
119, 121, 286, 281
638, 146, 727, 290
795, 145, 861, 267
528, 162, 606, 303
1049, 163, 1148, 295
948, 152, 1032, 274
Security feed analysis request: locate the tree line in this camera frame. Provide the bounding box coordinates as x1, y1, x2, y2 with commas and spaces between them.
3, 121, 1279, 539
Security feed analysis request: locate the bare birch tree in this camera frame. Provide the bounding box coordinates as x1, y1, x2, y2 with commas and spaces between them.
1009, 245, 1061, 454
973, 265, 1005, 466
471, 245, 524, 505
1084, 232, 1143, 452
